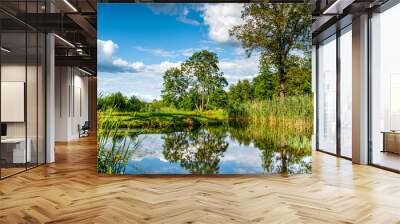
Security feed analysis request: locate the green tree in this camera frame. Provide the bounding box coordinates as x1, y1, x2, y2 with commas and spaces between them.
182, 50, 227, 110
285, 56, 312, 96
252, 71, 279, 100
209, 87, 228, 109
230, 2, 311, 102
97, 92, 128, 111
161, 67, 189, 108
228, 80, 253, 103
127, 95, 144, 112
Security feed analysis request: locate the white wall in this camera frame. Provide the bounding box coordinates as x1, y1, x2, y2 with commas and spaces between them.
55, 67, 89, 141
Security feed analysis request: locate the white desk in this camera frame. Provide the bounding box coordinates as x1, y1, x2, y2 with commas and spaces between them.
1, 138, 31, 163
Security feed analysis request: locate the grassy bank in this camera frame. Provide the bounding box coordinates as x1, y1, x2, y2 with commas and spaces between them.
100, 109, 227, 132
228, 95, 313, 128
99, 95, 313, 131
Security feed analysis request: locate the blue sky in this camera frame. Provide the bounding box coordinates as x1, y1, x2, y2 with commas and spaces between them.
98, 3, 260, 102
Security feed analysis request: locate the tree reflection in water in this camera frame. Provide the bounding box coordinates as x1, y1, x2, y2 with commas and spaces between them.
228, 121, 312, 175
163, 128, 229, 174
160, 121, 312, 175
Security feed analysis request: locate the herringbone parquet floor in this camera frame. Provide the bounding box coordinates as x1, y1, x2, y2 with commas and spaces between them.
1, 136, 400, 224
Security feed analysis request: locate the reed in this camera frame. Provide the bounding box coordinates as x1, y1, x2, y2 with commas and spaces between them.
227, 95, 313, 128
97, 110, 141, 174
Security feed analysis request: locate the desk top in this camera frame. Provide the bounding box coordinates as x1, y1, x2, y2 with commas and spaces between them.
381, 131, 400, 134
1, 138, 27, 143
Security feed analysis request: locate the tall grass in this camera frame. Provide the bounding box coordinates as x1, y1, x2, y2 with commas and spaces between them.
97, 110, 141, 174
228, 95, 313, 128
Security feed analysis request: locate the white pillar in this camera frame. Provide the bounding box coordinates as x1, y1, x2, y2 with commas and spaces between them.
352, 14, 369, 164
312, 45, 317, 151
46, 33, 55, 163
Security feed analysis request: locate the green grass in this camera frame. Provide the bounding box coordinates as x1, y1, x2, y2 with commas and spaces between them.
228, 95, 313, 128
101, 109, 228, 131
98, 95, 313, 131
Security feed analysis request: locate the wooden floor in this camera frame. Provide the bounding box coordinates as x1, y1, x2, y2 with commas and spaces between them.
1, 136, 400, 224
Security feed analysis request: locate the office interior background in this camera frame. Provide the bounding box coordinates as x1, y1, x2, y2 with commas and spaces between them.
313, 0, 400, 172
0, 0, 398, 175
0, 0, 97, 179
0, 0, 400, 223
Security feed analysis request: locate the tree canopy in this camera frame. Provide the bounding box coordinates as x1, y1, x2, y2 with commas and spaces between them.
230, 2, 311, 101
97, 92, 144, 112
162, 50, 228, 111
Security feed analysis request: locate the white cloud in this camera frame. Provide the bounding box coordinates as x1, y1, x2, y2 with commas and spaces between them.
98, 60, 182, 102
98, 39, 148, 73
97, 39, 260, 102
176, 7, 201, 26
112, 58, 129, 67
233, 47, 246, 56
219, 55, 260, 84
135, 47, 176, 57
98, 39, 118, 57
112, 58, 145, 71
201, 4, 245, 44
99, 55, 259, 102
135, 46, 223, 58
148, 4, 201, 26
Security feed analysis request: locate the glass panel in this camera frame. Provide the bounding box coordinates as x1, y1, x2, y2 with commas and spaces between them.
27, 31, 38, 169
371, 4, 400, 171
1, 31, 27, 177
0, 1, 46, 179
318, 35, 337, 154
340, 27, 352, 158
26, 0, 39, 169
38, 32, 45, 165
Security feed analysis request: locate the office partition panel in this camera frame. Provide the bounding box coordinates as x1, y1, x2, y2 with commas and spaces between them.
0, 31, 28, 178
0, 1, 47, 179
38, 32, 46, 165
27, 31, 38, 169
339, 26, 352, 158
317, 35, 337, 154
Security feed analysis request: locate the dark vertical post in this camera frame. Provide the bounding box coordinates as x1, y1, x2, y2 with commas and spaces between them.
0, 19, 2, 179
367, 10, 372, 164
336, 27, 341, 157
44, 0, 48, 164
25, 0, 28, 171
36, 0, 39, 167
316, 45, 320, 151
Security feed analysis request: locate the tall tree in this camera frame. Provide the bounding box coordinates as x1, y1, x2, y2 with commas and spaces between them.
161, 67, 189, 108
182, 50, 227, 110
252, 70, 279, 100
230, 2, 311, 102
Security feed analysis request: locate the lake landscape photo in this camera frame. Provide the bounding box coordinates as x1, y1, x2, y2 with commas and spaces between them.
97, 3, 312, 175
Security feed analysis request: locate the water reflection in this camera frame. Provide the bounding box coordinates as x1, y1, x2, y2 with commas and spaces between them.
125, 121, 312, 175
163, 129, 229, 174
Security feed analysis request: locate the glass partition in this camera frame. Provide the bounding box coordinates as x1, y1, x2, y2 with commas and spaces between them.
38, 32, 45, 165
317, 35, 337, 154
1, 30, 28, 177
27, 31, 38, 169
339, 26, 352, 158
0, 1, 46, 179
370, 4, 400, 171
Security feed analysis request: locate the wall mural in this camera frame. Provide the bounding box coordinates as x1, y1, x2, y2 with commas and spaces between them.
97, 2, 312, 175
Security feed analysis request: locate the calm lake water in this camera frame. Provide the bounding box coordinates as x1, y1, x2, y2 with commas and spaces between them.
124, 124, 312, 175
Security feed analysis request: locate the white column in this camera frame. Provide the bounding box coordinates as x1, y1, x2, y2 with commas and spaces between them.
352, 14, 369, 164
46, 32, 55, 163
312, 45, 317, 151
